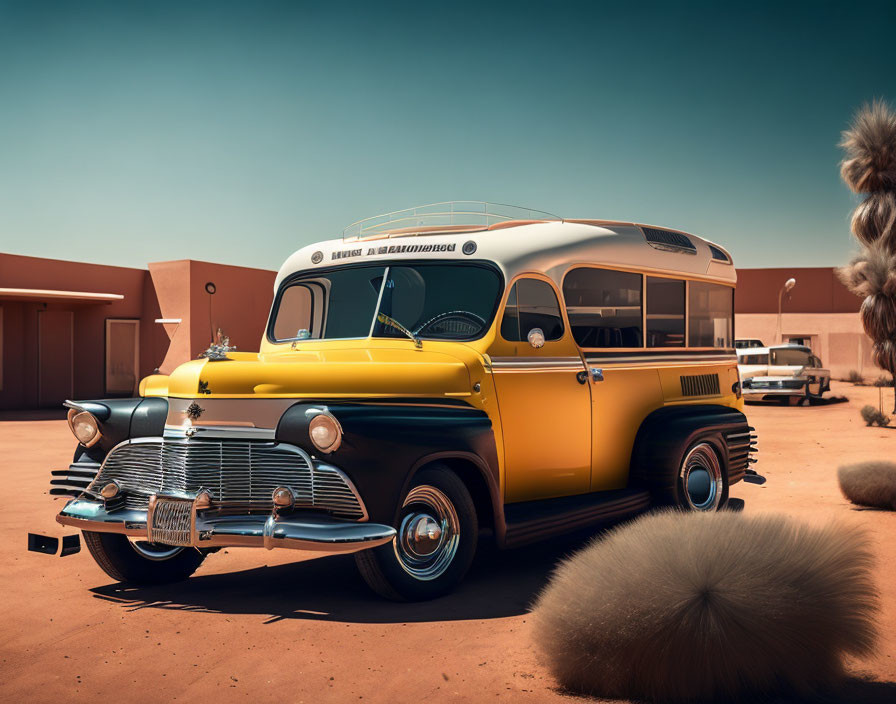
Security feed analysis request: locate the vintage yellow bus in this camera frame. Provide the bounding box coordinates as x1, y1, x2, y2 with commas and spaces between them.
52, 202, 758, 600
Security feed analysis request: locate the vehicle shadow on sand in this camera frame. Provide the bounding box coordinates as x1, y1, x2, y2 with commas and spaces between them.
746, 396, 849, 407
555, 677, 896, 704
89, 529, 597, 624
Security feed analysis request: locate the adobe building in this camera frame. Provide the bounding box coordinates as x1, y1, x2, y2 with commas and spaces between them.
0, 253, 275, 410
0, 253, 881, 410
735, 267, 875, 379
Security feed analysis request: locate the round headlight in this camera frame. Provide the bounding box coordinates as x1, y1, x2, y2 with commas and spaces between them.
309, 413, 342, 453
67, 409, 101, 447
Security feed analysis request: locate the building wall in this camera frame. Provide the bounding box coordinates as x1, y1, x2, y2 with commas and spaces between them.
0, 253, 163, 409
148, 260, 275, 374
735, 267, 883, 381
0, 253, 275, 409
736, 312, 877, 380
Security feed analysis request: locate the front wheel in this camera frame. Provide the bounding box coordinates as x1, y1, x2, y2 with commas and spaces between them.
82, 531, 206, 584
354, 466, 478, 601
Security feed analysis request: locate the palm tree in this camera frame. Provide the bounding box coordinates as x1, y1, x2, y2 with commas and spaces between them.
838, 100, 896, 412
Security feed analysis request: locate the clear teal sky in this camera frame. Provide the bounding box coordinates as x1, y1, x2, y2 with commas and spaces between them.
1, 1, 893, 271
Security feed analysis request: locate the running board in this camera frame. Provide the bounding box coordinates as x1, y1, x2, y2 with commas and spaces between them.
502, 488, 651, 549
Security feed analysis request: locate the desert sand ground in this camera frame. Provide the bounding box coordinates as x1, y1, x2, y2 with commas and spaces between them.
1, 381, 895, 703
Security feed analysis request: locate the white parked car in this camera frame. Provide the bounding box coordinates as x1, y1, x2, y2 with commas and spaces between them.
737, 344, 830, 403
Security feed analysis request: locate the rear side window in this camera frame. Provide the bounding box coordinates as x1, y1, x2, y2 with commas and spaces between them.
501, 279, 564, 342
771, 348, 811, 366
688, 282, 733, 348
646, 276, 685, 347
562, 268, 642, 348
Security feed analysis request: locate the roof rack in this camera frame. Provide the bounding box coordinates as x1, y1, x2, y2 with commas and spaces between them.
342, 201, 561, 241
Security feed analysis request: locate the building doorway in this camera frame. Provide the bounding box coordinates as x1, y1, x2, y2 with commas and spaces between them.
105, 319, 140, 395
38, 310, 74, 408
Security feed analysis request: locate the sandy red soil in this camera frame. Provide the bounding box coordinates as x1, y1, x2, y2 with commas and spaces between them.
1, 382, 895, 703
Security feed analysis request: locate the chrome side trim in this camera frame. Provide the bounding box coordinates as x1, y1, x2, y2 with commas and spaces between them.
490, 356, 585, 372
56, 499, 395, 554
165, 398, 297, 433
164, 425, 276, 440
584, 354, 737, 366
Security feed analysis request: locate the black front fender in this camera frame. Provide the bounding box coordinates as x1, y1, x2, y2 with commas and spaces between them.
629, 404, 754, 489
276, 402, 500, 526
69, 397, 168, 462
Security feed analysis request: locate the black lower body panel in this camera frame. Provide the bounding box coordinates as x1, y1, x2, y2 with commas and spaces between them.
502, 488, 651, 549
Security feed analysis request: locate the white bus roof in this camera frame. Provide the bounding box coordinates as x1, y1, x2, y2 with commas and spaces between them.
275, 202, 736, 290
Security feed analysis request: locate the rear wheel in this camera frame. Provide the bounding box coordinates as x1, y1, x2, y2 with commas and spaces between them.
82, 531, 206, 584
677, 442, 727, 511
355, 466, 477, 601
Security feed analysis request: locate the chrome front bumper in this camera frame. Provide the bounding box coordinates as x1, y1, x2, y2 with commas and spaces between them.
56, 498, 396, 554
742, 378, 808, 396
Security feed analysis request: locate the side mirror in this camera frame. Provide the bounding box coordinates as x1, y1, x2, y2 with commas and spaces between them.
527, 328, 545, 349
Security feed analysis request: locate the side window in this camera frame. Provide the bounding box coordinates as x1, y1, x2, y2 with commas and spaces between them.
500, 278, 564, 342
646, 276, 685, 347
688, 281, 733, 348
562, 268, 642, 348
273, 283, 315, 341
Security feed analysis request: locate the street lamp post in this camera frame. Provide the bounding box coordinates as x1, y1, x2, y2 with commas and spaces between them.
776, 277, 796, 345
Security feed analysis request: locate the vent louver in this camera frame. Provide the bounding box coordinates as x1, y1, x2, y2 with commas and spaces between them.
680, 373, 720, 397
708, 244, 731, 262
641, 227, 697, 255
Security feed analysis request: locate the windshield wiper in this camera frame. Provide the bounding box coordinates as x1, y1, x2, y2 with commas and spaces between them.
376, 312, 422, 348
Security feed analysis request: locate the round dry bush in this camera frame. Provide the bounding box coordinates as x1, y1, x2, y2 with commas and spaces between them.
839, 462, 896, 511
840, 99, 896, 194
861, 295, 896, 345
851, 191, 896, 249
531, 511, 878, 703
872, 339, 896, 376
837, 242, 896, 300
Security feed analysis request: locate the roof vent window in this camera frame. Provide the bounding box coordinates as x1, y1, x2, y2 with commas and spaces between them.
709, 244, 731, 263
641, 227, 697, 255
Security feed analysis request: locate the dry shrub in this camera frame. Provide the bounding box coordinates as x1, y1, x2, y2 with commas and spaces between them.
839, 461, 896, 510
872, 339, 896, 375
851, 191, 896, 249
845, 369, 864, 383
532, 511, 878, 703
837, 242, 896, 299
861, 404, 890, 427
840, 99, 896, 194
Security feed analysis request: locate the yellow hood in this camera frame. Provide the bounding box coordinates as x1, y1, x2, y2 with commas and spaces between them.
160, 344, 476, 399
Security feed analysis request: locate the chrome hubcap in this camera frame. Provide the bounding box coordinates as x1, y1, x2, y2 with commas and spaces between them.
128, 539, 184, 561
394, 485, 459, 581
681, 443, 723, 511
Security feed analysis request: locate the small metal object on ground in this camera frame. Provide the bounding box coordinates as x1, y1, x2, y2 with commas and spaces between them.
60, 533, 81, 556
27, 532, 81, 556
27, 533, 58, 554
743, 469, 767, 485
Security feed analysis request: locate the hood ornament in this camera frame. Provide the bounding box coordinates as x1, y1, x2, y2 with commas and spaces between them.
184, 402, 205, 420
199, 329, 237, 361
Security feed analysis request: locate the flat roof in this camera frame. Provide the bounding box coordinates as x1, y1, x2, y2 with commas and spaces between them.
0, 287, 124, 303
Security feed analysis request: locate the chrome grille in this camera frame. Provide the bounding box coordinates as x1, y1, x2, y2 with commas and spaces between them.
92, 438, 365, 520
149, 499, 192, 546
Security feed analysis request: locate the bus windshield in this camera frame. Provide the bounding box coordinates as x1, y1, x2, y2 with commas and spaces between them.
270, 263, 502, 342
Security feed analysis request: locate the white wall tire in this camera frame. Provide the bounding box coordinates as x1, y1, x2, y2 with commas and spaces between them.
355, 465, 477, 601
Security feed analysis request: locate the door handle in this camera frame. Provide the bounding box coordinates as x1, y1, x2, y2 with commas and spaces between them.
577, 368, 604, 384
